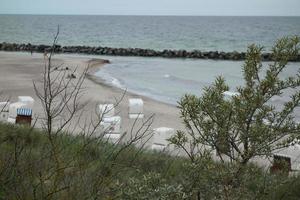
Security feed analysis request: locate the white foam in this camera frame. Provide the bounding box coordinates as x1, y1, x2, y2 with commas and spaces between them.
111, 77, 124, 88
95, 70, 125, 89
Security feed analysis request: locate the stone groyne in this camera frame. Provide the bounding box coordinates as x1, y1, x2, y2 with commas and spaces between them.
1, 42, 300, 61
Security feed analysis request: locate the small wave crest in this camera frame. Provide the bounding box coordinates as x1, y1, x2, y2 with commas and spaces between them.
95, 70, 125, 89
164, 74, 204, 86
111, 77, 123, 88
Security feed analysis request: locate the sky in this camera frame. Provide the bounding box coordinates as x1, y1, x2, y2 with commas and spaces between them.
1, 0, 300, 16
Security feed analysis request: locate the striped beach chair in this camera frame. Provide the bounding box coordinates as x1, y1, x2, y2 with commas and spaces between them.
16, 108, 32, 126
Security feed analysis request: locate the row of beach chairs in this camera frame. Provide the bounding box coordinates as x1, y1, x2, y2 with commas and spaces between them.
0, 96, 175, 151
98, 98, 175, 151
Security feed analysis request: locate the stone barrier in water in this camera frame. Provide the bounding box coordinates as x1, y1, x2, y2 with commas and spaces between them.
0, 42, 300, 61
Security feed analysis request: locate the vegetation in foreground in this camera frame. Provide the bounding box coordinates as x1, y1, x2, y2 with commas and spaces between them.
0, 122, 300, 200
0, 35, 300, 200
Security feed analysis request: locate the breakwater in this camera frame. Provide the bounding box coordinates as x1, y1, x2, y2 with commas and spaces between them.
1, 42, 300, 61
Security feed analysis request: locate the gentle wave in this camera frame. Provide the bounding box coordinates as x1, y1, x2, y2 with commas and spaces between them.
165, 74, 206, 87
95, 70, 125, 89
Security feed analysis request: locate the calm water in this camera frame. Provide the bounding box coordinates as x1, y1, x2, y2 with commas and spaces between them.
1, 15, 300, 117
94, 56, 299, 104
0, 15, 300, 51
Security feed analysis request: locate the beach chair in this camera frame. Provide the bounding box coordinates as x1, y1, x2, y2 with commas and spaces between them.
100, 116, 121, 134
18, 96, 35, 109
98, 104, 115, 119
101, 116, 122, 143
16, 108, 32, 126
151, 127, 175, 151
271, 144, 300, 174
9, 102, 27, 120
128, 98, 144, 119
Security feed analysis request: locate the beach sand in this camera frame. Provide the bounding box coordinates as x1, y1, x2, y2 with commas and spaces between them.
0, 51, 184, 147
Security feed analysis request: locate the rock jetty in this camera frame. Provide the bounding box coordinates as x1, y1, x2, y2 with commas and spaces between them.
1, 42, 300, 61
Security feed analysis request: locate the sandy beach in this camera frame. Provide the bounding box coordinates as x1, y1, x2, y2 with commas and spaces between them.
0, 51, 184, 146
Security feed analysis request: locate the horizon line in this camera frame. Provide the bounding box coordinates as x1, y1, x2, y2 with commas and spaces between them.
0, 13, 300, 17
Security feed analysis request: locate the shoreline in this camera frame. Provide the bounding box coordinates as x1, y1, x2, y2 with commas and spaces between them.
84, 57, 177, 108
0, 51, 184, 135
1, 42, 300, 61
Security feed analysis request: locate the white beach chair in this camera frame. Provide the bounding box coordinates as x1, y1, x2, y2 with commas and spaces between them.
128, 98, 144, 119
273, 144, 300, 172
18, 96, 35, 109
100, 116, 122, 134
101, 116, 122, 143
98, 104, 115, 119
151, 127, 175, 151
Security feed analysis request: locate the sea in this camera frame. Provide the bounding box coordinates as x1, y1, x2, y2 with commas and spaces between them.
0, 15, 300, 106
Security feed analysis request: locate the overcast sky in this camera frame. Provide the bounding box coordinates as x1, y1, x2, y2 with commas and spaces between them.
1, 0, 300, 16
